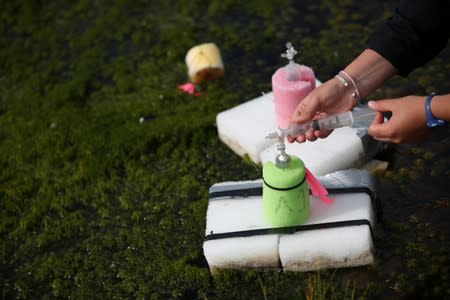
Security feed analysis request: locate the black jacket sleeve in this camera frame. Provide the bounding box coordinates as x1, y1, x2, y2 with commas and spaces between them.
367, 0, 450, 76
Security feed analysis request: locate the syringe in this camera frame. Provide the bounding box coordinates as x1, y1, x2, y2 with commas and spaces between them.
266, 110, 375, 140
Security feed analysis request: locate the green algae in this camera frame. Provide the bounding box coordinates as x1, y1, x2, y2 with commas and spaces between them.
1, 0, 449, 299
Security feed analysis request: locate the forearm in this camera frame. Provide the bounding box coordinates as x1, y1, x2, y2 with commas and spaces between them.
367, 0, 450, 76
343, 49, 397, 101
430, 94, 450, 122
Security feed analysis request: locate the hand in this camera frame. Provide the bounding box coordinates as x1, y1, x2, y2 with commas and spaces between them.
288, 78, 356, 143
368, 96, 431, 143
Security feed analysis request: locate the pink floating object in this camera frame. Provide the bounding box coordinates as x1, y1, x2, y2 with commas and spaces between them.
178, 82, 203, 96
272, 65, 315, 129
306, 168, 333, 205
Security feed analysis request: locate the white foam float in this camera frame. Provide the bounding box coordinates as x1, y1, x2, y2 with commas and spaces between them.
216, 87, 387, 176
216, 92, 278, 163
203, 169, 377, 273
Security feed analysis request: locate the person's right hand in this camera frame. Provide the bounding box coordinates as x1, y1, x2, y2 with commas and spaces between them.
368, 96, 431, 143
287, 77, 356, 143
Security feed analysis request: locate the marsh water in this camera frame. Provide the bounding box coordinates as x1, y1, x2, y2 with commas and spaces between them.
0, 0, 449, 299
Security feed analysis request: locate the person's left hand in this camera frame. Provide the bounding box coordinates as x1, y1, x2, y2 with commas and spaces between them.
368, 95, 432, 143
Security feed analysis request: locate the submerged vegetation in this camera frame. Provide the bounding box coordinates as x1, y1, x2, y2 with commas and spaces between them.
1, 0, 449, 299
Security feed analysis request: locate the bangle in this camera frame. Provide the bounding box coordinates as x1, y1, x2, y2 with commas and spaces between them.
340, 71, 361, 105
334, 71, 361, 106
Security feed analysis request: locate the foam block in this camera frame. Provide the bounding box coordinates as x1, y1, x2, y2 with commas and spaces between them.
204, 180, 280, 271
279, 192, 374, 271
203, 175, 376, 273
216, 90, 387, 175
216, 92, 278, 163
204, 197, 281, 272
203, 236, 280, 272
260, 127, 365, 176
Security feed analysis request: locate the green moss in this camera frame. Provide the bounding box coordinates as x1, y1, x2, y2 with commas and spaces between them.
0, 0, 449, 299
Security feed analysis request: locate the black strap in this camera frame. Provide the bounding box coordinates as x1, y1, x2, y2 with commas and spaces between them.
262, 175, 306, 191
204, 219, 374, 241
210, 185, 375, 202
210, 186, 263, 199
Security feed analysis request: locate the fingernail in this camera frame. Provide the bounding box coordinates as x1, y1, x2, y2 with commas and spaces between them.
368, 101, 375, 108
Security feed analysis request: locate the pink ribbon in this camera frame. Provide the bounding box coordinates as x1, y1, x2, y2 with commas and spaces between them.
178, 82, 203, 96
306, 168, 333, 204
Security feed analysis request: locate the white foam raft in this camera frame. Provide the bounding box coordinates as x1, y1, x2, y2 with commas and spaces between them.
203, 169, 377, 273
216, 87, 387, 176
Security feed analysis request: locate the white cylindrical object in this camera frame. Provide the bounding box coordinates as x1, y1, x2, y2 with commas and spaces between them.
185, 43, 224, 84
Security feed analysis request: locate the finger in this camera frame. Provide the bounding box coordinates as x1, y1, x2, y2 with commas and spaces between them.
305, 129, 317, 141
368, 100, 392, 113
368, 101, 394, 140
295, 135, 307, 143
314, 130, 332, 139
290, 97, 321, 124
287, 136, 295, 143
372, 112, 385, 125
368, 118, 391, 141
368, 135, 392, 143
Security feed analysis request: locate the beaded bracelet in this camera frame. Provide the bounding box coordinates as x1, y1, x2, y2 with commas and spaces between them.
334, 71, 361, 106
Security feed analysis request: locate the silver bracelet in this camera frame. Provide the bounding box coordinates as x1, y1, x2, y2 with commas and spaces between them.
334, 71, 361, 106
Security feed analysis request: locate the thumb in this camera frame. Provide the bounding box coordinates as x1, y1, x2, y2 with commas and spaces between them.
290, 98, 320, 124
368, 100, 391, 140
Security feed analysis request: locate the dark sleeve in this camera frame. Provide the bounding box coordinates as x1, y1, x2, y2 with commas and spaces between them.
367, 0, 450, 76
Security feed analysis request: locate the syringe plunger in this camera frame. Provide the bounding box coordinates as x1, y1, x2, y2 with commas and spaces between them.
266, 111, 354, 140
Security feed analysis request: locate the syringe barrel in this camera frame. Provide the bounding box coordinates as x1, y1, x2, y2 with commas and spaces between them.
316, 111, 353, 131
285, 122, 313, 137
283, 111, 353, 138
